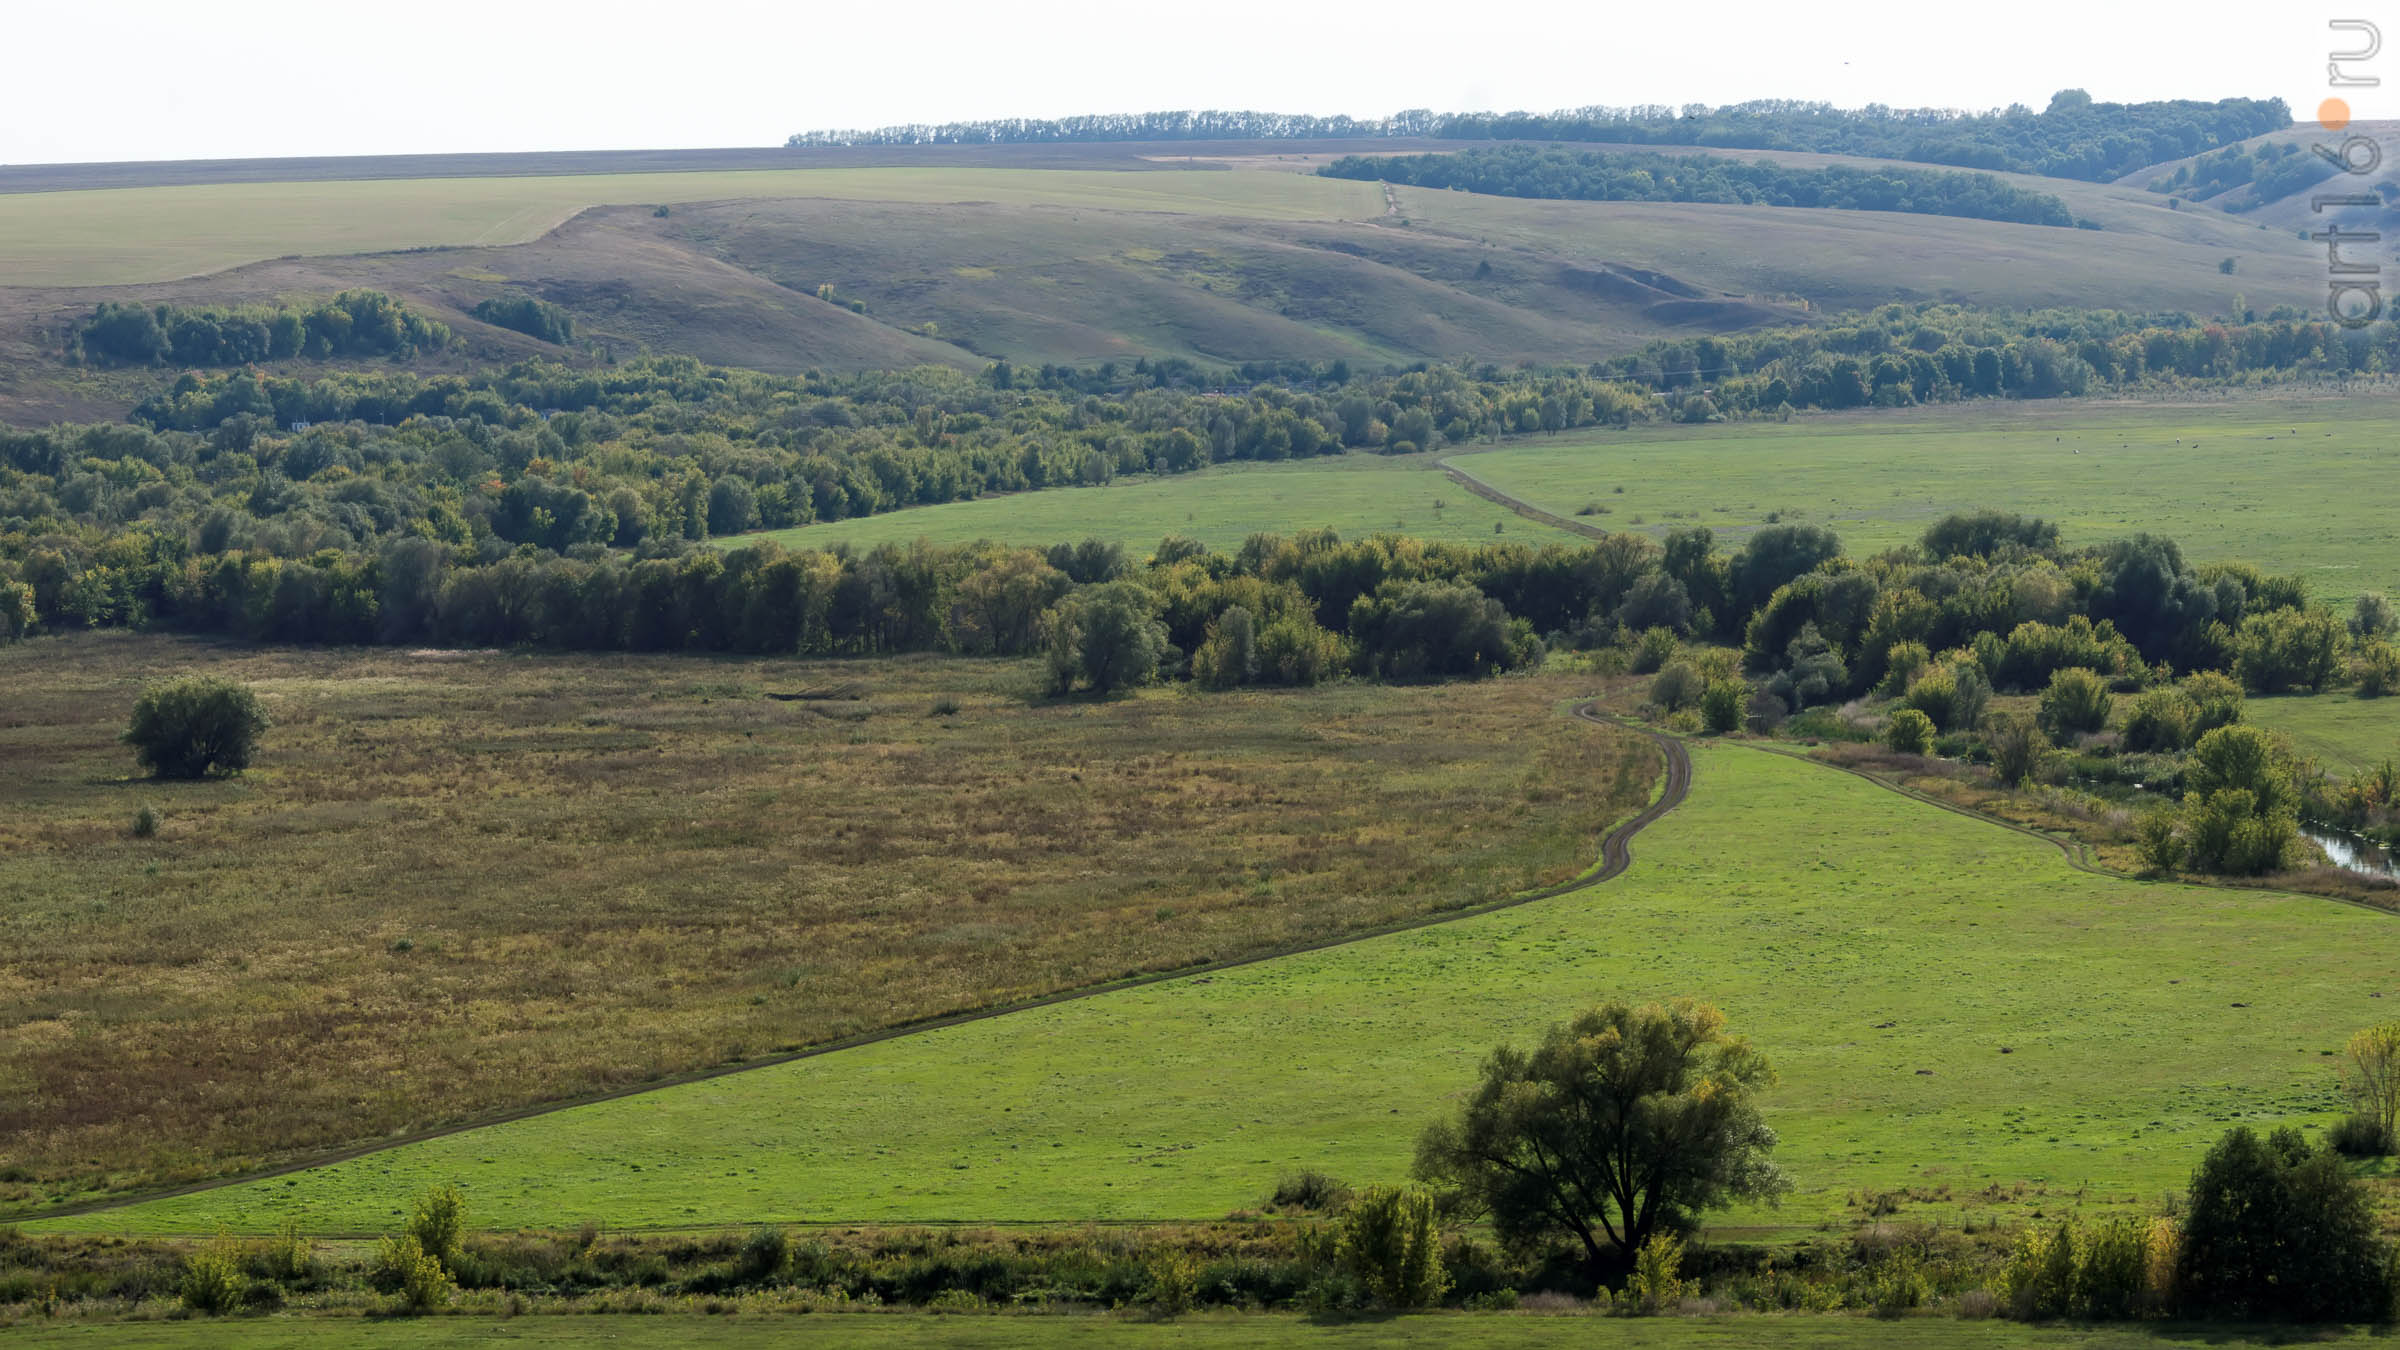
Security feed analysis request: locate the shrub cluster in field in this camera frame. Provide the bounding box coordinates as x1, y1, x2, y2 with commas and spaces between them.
68, 291, 451, 368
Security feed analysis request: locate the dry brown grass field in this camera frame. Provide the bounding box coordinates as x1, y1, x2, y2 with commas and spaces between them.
0, 633, 1654, 1212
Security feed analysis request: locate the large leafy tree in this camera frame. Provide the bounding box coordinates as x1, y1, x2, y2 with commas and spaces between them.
2177, 1126, 2395, 1321
1415, 999, 1788, 1274
1041, 581, 1169, 695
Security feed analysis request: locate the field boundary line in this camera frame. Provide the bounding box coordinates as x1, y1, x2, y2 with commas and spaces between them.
1435, 455, 1609, 539
30, 701, 1689, 1225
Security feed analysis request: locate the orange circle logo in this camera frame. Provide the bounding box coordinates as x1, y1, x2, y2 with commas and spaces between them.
2321, 97, 2353, 130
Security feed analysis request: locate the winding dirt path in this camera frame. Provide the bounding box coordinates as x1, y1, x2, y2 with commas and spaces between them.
41, 701, 1691, 1222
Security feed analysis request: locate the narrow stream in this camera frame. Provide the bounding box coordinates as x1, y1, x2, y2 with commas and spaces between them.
2304, 826, 2400, 881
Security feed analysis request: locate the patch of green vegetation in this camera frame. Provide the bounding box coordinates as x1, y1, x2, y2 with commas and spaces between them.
2250, 693, 2400, 777
0, 636, 1642, 1208
50, 741, 2393, 1238
1458, 398, 2400, 603
0, 1313, 2384, 1348
744, 455, 1570, 553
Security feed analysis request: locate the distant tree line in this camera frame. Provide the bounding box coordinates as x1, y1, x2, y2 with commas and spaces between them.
1433, 92, 2289, 182
470, 294, 575, 345
787, 92, 2289, 183
1321, 146, 2082, 228
786, 108, 1446, 146
68, 291, 452, 368
1600, 303, 2400, 418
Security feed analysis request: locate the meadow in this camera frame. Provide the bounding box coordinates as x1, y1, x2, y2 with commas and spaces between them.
1, 1314, 2385, 1349
1455, 395, 2400, 603
2249, 693, 2400, 777
0, 168, 1384, 287
48, 738, 2396, 1239
740, 454, 1577, 554
0, 633, 1650, 1211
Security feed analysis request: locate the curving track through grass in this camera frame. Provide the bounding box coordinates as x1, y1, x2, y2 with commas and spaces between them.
29, 703, 1684, 1229
32, 705, 2399, 1238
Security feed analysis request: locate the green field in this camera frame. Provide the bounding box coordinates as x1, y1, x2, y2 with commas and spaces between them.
1456, 397, 2400, 604
2250, 694, 2400, 777
0, 1313, 2384, 1349
45, 740, 2394, 1237
0, 168, 1382, 286
740, 455, 1577, 554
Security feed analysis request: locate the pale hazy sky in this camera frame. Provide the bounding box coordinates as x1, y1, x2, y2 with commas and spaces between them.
0, 0, 2368, 165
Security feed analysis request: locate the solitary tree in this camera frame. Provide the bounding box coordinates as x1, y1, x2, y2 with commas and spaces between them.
124, 676, 268, 779
2345, 1023, 2400, 1147
1414, 999, 1787, 1275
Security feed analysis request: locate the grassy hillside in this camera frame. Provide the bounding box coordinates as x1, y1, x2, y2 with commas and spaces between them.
0, 168, 1384, 288
50, 740, 2393, 1238
1454, 396, 2400, 604
0, 143, 2328, 423
0, 635, 1646, 1209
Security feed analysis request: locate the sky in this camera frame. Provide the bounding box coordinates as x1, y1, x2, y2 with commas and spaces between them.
0, 0, 2371, 165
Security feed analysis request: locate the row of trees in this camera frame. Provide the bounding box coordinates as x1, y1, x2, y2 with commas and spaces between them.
1323, 146, 2081, 228
69, 291, 452, 368
10, 307, 2397, 603
1601, 304, 2400, 416
784, 93, 2290, 183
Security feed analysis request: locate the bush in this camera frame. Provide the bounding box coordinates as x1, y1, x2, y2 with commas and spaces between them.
2357, 642, 2400, 698
408, 1184, 466, 1270
1651, 661, 1704, 712
2327, 1113, 2394, 1158
2037, 667, 2112, 743
1986, 712, 2047, 787
1630, 626, 1679, 674
1877, 640, 1930, 696
1268, 1169, 1351, 1212
2120, 687, 2198, 751
124, 676, 268, 779
739, 1225, 790, 1282
131, 804, 159, 838
2182, 670, 2245, 733
1884, 708, 1935, 755
180, 1231, 247, 1314
471, 294, 575, 345
1143, 1248, 1200, 1316
1626, 1232, 1692, 1314
378, 1233, 454, 1311
1335, 1185, 1447, 1310
1700, 679, 1746, 733
1902, 660, 1990, 732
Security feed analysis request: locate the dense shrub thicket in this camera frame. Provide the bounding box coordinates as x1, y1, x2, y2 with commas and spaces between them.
69, 292, 452, 368
1322, 146, 2081, 228
789, 92, 2290, 184
471, 294, 575, 345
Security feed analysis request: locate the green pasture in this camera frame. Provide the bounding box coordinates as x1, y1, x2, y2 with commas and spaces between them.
738, 455, 1573, 555
41, 741, 2396, 1237
3, 1312, 2388, 1349
1457, 397, 2400, 603
0, 168, 1381, 287
2250, 694, 2400, 777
